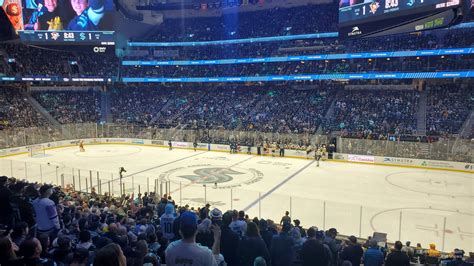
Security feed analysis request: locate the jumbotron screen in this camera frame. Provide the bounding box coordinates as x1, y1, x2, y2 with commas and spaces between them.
1, 0, 115, 43
339, 0, 462, 38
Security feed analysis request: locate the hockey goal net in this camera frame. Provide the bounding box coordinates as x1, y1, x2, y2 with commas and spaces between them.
28, 145, 45, 157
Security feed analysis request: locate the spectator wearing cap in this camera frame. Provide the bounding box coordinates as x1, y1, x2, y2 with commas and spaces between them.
237, 221, 270, 266
363, 240, 384, 266
270, 221, 295, 266
339, 235, 364, 266
165, 211, 222, 266
33, 185, 61, 241
300, 227, 329, 266
220, 210, 240, 266
210, 208, 223, 226
293, 219, 306, 238
447, 249, 470, 266
385, 241, 410, 266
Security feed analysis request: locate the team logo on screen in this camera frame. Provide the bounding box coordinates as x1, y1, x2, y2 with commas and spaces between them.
370, 1, 380, 14
50, 32, 60, 40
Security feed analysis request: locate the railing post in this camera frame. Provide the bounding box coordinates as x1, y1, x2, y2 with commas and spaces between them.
89, 171, 93, 193
442, 217, 447, 252
85, 178, 89, 193
39, 164, 43, 183
78, 170, 82, 192
323, 201, 326, 230
132, 176, 135, 194
72, 174, 76, 191
289, 196, 292, 218
24, 162, 27, 179
147, 178, 150, 194
399, 211, 403, 241
230, 188, 233, 210
97, 172, 100, 194
359, 206, 363, 238
111, 173, 114, 196
259, 192, 262, 219
180, 182, 182, 206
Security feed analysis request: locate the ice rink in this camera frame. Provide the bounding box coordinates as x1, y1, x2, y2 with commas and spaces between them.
0, 144, 472, 252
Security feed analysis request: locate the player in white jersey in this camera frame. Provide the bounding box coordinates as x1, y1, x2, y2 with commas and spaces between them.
160, 203, 176, 240
315, 148, 323, 167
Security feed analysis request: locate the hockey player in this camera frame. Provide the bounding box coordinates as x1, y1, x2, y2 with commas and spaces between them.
79, 140, 85, 152
315, 147, 322, 167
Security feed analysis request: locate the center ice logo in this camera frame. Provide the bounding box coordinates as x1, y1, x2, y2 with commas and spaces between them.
161, 165, 264, 189
179, 167, 245, 184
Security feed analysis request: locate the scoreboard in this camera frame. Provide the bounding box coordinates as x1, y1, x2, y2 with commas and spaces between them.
340, 0, 460, 24
18, 30, 115, 44
339, 0, 468, 39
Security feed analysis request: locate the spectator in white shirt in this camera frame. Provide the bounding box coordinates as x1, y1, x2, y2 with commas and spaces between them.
165, 211, 225, 266
33, 185, 60, 241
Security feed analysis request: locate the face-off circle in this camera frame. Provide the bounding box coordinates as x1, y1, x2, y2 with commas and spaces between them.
385, 171, 474, 198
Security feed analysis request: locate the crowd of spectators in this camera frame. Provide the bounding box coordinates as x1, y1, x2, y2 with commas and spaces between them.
0, 87, 48, 130
139, 4, 338, 42
0, 44, 119, 78
1, 175, 472, 266
32, 90, 101, 124
323, 89, 420, 139
426, 84, 473, 136
110, 85, 338, 134
1, 82, 472, 140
